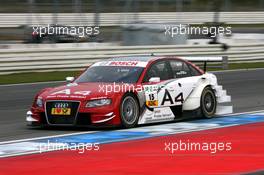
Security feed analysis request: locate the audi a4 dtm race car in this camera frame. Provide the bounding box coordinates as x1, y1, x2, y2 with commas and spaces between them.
27, 56, 232, 128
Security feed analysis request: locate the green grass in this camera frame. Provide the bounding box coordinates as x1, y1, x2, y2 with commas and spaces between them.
207, 62, 264, 71
0, 71, 79, 85
1, 62, 264, 85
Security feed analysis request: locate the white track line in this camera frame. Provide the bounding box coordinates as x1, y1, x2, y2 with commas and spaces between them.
0, 131, 96, 145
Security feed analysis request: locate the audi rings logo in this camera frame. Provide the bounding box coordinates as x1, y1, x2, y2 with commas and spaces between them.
54, 103, 69, 108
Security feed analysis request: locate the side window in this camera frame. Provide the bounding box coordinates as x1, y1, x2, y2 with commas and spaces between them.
144, 61, 171, 82
169, 60, 192, 78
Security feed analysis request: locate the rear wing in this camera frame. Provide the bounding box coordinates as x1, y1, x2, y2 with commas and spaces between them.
180, 56, 228, 72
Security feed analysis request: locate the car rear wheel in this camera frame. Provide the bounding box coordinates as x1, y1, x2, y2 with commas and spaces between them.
200, 87, 217, 118
120, 94, 139, 128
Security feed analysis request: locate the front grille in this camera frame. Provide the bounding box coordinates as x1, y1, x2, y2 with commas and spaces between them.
45, 101, 80, 125
76, 113, 91, 125
40, 112, 47, 124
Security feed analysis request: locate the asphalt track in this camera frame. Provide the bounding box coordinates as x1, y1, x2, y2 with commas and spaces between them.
0, 69, 264, 142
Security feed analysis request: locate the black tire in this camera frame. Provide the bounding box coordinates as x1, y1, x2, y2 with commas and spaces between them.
120, 93, 140, 128
200, 86, 217, 118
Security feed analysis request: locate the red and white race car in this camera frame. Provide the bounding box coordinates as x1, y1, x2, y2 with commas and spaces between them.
27, 56, 232, 128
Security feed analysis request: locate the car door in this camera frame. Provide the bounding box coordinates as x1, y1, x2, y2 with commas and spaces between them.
139, 60, 176, 124
144, 59, 199, 108
142, 60, 173, 107
160, 60, 201, 107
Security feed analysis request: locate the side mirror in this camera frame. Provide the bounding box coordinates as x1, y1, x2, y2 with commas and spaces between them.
149, 77, 160, 83
66, 77, 74, 83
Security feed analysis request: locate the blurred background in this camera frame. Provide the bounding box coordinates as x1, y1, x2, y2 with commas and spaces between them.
0, 0, 263, 76
0, 0, 263, 44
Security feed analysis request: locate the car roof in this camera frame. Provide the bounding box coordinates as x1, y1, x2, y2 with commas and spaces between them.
107, 56, 159, 62
108, 55, 188, 63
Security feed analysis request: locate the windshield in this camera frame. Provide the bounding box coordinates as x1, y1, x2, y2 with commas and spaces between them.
75, 66, 144, 83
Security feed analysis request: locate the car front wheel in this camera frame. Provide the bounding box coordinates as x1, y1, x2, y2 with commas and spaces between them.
120, 94, 139, 128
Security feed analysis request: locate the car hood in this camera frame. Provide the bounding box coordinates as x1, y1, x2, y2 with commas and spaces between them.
39, 82, 133, 101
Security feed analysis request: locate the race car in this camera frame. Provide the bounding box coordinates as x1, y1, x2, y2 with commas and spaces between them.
26, 56, 232, 128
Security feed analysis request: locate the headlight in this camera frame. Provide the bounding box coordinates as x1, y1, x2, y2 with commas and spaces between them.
36, 97, 43, 108
86, 98, 111, 108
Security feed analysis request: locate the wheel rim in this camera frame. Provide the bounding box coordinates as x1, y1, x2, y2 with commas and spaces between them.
121, 96, 138, 125
204, 92, 215, 113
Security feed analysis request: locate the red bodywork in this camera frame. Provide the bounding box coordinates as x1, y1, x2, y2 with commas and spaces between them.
29, 56, 203, 127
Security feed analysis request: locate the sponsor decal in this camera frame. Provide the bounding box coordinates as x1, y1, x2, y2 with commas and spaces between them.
109, 61, 138, 66
51, 108, 71, 115
51, 89, 91, 96
146, 100, 158, 107
91, 61, 148, 67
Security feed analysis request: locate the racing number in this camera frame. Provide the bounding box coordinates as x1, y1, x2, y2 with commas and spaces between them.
149, 94, 155, 101
146, 93, 158, 107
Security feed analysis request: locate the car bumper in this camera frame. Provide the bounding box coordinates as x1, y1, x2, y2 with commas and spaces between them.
26, 109, 119, 127
26, 111, 41, 126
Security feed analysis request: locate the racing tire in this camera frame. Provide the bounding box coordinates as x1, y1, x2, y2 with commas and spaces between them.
120, 93, 140, 128
200, 87, 217, 118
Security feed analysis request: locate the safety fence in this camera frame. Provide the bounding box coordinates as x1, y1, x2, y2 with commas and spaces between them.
0, 12, 264, 27
0, 43, 263, 74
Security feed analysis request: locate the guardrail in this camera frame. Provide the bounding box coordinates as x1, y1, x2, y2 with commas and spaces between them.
0, 12, 264, 27
0, 43, 264, 74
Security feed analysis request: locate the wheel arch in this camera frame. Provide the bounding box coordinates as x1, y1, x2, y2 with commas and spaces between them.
182, 78, 214, 111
